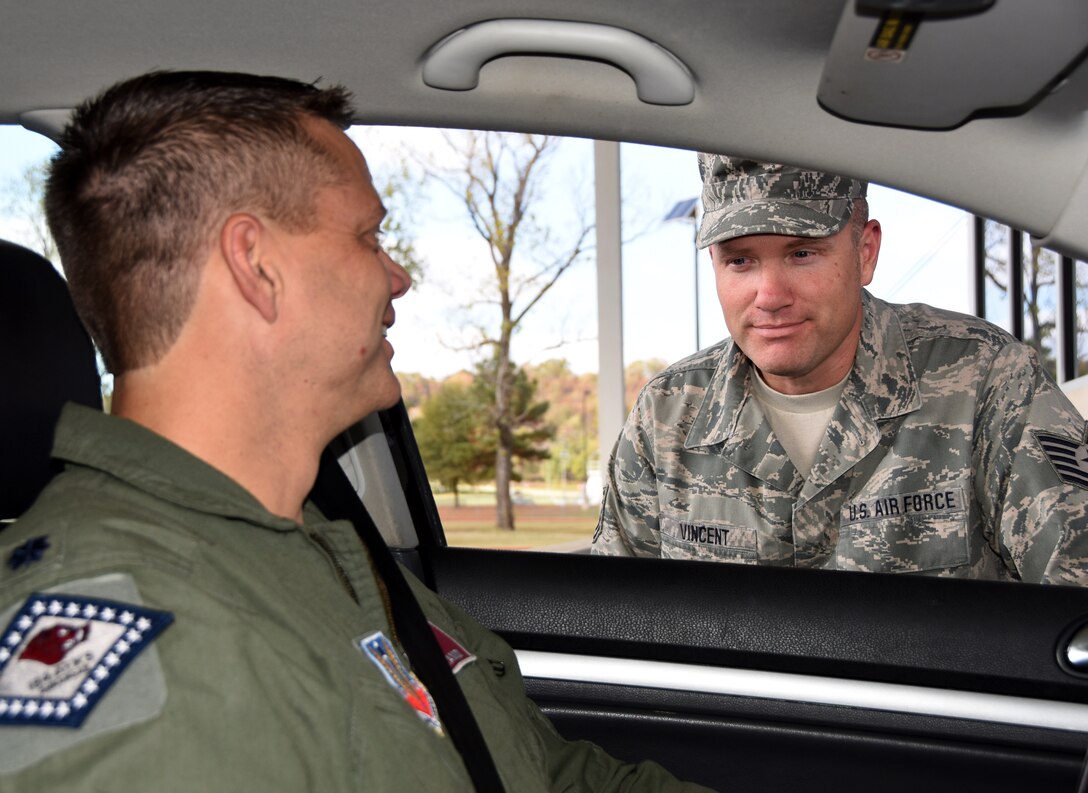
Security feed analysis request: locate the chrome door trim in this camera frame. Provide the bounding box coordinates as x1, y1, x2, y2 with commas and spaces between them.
516, 650, 1088, 732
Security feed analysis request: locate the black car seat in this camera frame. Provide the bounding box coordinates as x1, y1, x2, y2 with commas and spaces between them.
0, 239, 101, 520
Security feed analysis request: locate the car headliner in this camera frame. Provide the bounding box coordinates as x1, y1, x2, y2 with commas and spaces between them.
2, 0, 1087, 258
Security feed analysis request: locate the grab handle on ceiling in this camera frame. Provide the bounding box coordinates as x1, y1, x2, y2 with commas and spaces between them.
421, 19, 695, 106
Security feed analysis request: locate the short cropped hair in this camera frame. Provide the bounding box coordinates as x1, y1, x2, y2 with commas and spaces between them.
45, 71, 354, 373
849, 197, 870, 247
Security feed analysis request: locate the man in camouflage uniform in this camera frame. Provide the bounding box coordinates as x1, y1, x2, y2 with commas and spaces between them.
592, 154, 1088, 585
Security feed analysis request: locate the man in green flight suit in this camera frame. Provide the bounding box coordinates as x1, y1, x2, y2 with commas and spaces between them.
0, 71, 714, 792
592, 154, 1088, 584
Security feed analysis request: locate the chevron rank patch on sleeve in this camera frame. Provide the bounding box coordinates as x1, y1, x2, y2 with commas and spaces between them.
1035, 430, 1088, 490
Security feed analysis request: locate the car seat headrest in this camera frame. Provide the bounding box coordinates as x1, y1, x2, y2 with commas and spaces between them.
0, 240, 102, 519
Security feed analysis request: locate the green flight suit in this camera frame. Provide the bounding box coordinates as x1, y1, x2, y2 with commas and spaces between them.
0, 405, 712, 792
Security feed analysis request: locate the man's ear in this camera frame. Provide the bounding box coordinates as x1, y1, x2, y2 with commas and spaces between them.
858, 219, 882, 287
221, 214, 279, 323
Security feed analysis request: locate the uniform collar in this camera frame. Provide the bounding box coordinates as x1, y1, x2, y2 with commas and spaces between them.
51, 403, 302, 532
686, 290, 921, 449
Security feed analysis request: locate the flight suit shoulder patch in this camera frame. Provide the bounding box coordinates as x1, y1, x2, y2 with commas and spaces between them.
0, 574, 173, 774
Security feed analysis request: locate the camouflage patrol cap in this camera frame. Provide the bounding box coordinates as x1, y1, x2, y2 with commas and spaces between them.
696, 154, 867, 248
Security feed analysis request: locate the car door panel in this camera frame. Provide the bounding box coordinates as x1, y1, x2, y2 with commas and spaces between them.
419, 546, 1088, 792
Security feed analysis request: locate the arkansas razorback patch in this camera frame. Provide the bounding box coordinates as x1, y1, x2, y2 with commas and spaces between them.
0, 574, 173, 775
0, 591, 173, 728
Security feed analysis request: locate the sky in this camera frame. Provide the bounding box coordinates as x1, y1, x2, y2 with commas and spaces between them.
0, 127, 60, 244
0, 124, 973, 380
349, 128, 973, 378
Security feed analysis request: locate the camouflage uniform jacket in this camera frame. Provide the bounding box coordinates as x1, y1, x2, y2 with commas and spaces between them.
593, 292, 1088, 584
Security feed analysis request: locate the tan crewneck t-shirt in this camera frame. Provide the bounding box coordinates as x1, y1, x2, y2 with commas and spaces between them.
750, 371, 850, 478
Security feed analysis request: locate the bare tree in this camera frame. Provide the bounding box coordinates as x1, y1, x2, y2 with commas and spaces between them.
2, 160, 56, 262
347, 129, 432, 284
983, 220, 1058, 371
373, 160, 428, 285
427, 132, 592, 530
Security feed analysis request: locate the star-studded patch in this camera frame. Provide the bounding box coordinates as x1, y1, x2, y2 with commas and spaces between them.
357, 631, 443, 735
1035, 430, 1088, 490
0, 592, 173, 728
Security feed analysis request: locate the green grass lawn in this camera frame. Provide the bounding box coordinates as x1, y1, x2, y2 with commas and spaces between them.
435, 484, 598, 550
442, 516, 596, 550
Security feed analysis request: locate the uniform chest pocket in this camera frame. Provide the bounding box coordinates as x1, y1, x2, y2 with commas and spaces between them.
659, 514, 759, 562
841, 487, 969, 573
657, 513, 770, 561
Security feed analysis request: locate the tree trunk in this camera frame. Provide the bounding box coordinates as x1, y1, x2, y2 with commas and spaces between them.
494, 319, 516, 530
495, 438, 515, 530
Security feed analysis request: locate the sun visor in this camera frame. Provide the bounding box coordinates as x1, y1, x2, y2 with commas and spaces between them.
817, 0, 1088, 129
20, 109, 72, 141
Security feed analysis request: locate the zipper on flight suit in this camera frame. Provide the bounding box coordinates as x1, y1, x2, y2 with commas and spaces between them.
307, 528, 403, 650
307, 529, 360, 605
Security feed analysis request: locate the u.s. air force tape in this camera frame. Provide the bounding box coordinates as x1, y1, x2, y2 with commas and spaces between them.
841, 487, 965, 525
0, 573, 173, 775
